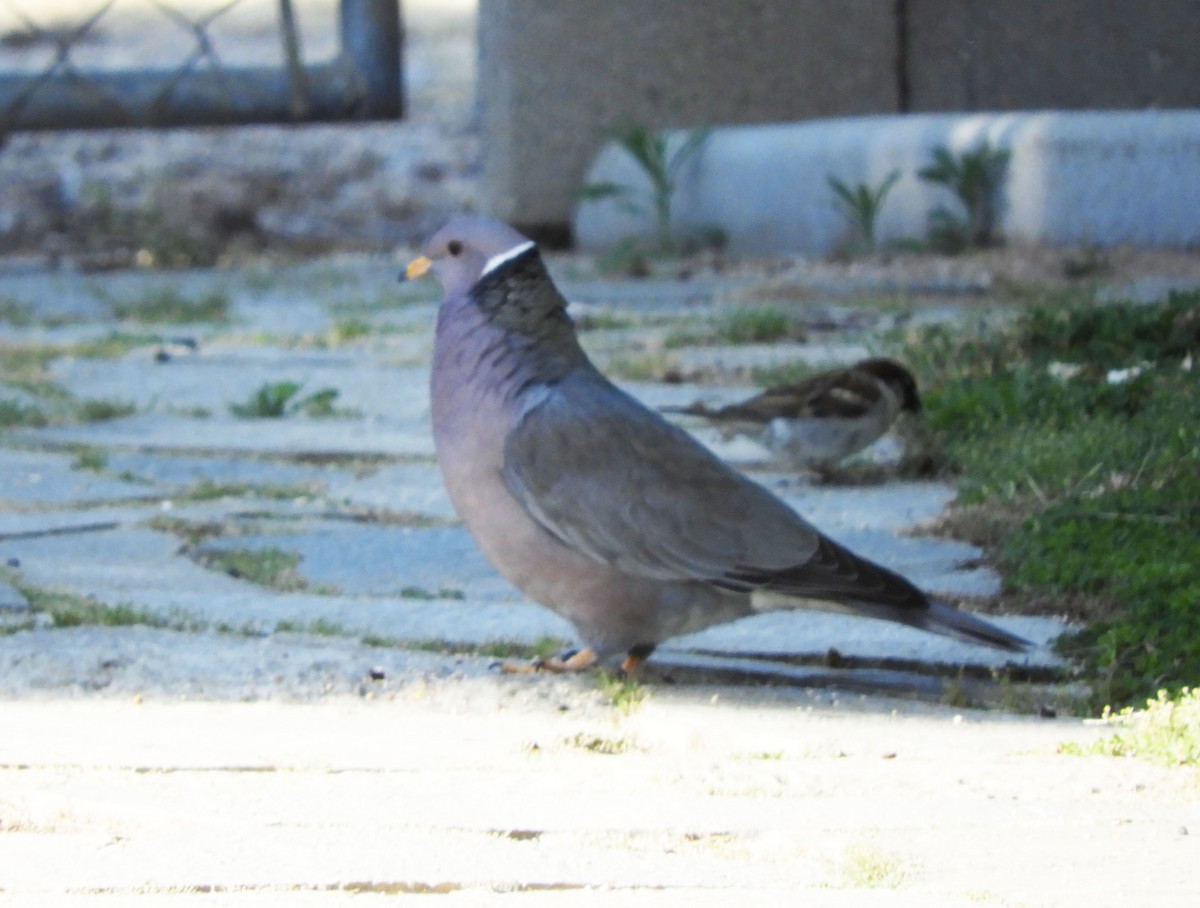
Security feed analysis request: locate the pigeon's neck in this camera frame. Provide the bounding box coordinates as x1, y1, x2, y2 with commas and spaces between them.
463, 250, 586, 383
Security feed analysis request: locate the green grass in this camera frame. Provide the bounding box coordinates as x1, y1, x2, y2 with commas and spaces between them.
596, 670, 648, 715
13, 579, 188, 631
359, 635, 568, 663
0, 342, 61, 383
564, 732, 637, 755
229, 381, 351, 419
1065, 688, 1200, 767
229, 381, 302, 418
902, 290, 1200, 707
0, 397, 48, 428
398, 585, 465, 601
275, 617, 347, 636
0, 298, 34, 326
332, 318, 373, 343
180, 479, 315, 502
838, 844, 913, 889
198, 546, 332, 593
716, 308, 803, 345
73, 333, 165, 360
72, 448, 109, 472
573, 311, 637, 332
77, 399, 136, 422
748, 361, 818, 388
108, 286, 230, 324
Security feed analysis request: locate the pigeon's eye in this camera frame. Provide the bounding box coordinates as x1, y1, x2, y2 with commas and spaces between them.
447, 240, 464, 256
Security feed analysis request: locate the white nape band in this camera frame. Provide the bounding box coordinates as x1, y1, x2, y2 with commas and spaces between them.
482, 240, 536, 277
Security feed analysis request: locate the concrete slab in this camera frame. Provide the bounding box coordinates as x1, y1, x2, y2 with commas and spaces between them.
1, 523, 575, 646
575, 111, 1200, 255
20, 413, 436, 459
50, 347, 432, 420
195, 522, 514, 601
0, 576, 30, 630
0, 448, 157, 507
324, 462, 456, 520
0, 625, 499, 700
105, 451, 335, 491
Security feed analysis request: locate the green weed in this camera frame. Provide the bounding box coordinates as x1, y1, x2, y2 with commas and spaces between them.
399, 586, 466, 601
77, 399, 135, 422
16, 581, 182, 630
596, 670, 648, 715
179, 479, 314, 501
579, 124, 711, 251
827, 169, 901, 253
0, 298, 34, 326
838, 844, 913, 889
565, 732, 637, 755
229, 381, 349, 419
0, 397, 47, 428
332, 318, 373, 343
71, 448, 109, 472
918, 141, 1010, 251
717, 307, 803, 345
1067, 688, 1200, 767
108, 286, 230, 324
198, 546, 331, 593
275, 617, 346, 637
73, 333, 164, 360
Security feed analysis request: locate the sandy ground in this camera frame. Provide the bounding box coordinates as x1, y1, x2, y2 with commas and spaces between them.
1, 685, 1197, 906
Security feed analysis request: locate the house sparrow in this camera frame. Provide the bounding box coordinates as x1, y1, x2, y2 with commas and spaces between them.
668, 358, 922, 467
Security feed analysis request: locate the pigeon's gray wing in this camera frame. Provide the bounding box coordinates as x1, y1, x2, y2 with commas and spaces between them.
500, 372, 1040, 653
501, 373, 924, 608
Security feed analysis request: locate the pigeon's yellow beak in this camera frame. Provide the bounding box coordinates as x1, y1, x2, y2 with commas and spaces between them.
402, 255, 433, 282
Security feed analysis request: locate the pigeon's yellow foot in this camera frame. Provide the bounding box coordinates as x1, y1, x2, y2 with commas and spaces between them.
620, 643, 656, 675
500, 647, 599, 674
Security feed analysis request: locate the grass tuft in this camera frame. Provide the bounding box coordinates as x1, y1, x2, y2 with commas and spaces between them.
1065, 688, 1200, 767
596, 670, 648, 715
109, 286, 230, 324
902, 290, 1200, 706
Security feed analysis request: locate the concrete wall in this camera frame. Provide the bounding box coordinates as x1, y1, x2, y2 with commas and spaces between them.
477, 0, 1200, 238
907, 1, 1200, 111
477, 0, 898, 240
574, 111, 1200, 254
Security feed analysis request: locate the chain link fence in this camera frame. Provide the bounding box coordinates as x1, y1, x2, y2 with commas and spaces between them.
0, 0, 401, 143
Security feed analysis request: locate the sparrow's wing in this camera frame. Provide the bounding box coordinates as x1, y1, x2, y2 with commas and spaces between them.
695, 368, 884, 423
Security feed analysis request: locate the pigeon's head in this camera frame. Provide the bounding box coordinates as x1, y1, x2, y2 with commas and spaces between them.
403, 217, 536, 298
856, 358, 922, 414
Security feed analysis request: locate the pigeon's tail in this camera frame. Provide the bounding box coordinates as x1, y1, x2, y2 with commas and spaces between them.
914, 599, 1031, 653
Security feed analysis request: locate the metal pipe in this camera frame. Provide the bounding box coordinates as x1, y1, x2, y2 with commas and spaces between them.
339, 0, 404, 119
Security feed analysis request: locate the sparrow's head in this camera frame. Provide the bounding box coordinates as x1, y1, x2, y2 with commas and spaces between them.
403, 216, 535, 298
856, 358, 922, 414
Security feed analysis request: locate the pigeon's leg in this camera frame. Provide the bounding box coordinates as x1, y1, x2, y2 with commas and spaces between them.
621, 643, 656, 674
500, 647, 598, 674
541, 647, 599, 672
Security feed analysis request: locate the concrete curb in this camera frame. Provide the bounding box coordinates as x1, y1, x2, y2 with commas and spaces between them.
575, 110, 1200, 255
